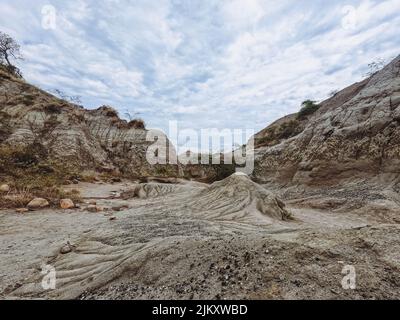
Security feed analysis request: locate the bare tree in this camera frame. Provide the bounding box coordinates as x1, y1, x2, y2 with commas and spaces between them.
124, 109, 141, 121
69, 95, 82, 105
329, 89, 339, 98
0, 31, 22, 76
51, 89, 82, 105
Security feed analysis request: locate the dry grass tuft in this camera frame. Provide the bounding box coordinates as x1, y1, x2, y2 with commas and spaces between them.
0, 145, 82, 209
128, 118, 146, 129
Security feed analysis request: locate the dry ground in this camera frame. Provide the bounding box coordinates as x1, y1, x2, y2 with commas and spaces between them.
1, 176, 399, 300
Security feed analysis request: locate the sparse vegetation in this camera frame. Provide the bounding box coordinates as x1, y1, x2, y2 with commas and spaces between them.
277, 120, 302, 139
128, 118, 146, 129
22, 93, 36, 106
155, 166, 168, 176
51, 89, 82, 105
42, 102, 63, 114
329, 89, 339, 97
365, 58, 386, 77
0, 31, 22, 77
257, 120, 302, 147
154, 165, 180, 178
0, 111, 12, 143
297, 100, 320, 120
0, 145, 82, 208
0, 185, 81, 209
100, 106, 119, 118
213, 163, 236, 181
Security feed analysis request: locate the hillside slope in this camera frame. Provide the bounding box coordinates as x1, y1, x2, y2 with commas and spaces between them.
0, 70, 180, 182
252, 55, 400, 189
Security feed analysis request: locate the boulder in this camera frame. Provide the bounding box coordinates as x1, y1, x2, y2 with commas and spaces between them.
27, 198, 49, 210
60, 199, 75, 209
0, 184, 10, 192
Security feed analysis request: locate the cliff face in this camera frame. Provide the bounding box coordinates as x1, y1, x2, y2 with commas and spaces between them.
0, 70, 180, 179
2, 55, 400, 186
252, 55, 400, 187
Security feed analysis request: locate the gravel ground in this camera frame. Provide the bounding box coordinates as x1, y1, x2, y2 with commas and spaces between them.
1, 178, 399, 300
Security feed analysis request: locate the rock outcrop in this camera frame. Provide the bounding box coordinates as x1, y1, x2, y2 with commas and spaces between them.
60, 199, 74, 209
187, 172, 291, 223
0, 184, 10, 192
0, 70, 180, 179
2, 55, 399, 188
27, 198, 49, 210
252, 55, 400, 187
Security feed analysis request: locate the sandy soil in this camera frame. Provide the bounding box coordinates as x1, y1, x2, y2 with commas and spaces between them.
1, 176, 399, 300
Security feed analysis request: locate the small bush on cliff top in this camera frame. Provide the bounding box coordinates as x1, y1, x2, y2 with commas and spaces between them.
297, 100, 320, 119
128, 118, 146, 129
97, 106, 119, 118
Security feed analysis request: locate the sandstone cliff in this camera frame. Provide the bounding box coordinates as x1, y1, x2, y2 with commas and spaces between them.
0, 70, 180, 180
252, 55, 400, 189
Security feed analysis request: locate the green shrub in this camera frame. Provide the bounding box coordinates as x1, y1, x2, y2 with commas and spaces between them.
297, 100, 320, 119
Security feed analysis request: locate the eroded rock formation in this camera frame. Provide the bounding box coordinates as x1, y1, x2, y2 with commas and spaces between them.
252, 55, 400, 187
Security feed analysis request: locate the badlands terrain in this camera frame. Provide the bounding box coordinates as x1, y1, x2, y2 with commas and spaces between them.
0, 55, 400, 299
1, 175, 399, 300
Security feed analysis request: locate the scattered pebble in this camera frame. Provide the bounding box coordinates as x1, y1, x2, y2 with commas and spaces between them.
60, 199, 75, 209
60, 242, 75, 254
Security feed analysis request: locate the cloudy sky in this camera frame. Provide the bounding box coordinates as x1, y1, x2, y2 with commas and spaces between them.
1, 0, 400, 151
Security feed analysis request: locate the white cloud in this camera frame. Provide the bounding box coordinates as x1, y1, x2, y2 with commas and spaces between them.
221, 0, 266, 30
0, 0, 399, 138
